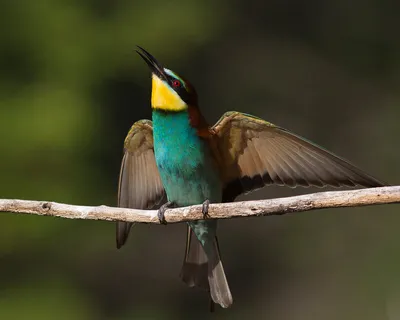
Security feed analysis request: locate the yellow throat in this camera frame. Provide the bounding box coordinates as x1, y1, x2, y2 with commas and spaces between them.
151, 75, 187, 112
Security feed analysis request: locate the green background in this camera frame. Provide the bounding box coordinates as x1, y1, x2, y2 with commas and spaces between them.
0, 1, 399, 319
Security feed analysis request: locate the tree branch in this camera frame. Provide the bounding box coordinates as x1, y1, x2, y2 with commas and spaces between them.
0, 186, 399, 224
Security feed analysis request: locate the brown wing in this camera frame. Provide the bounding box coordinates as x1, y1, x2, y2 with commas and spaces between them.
211, 111, 386, 201
116, 120, 166, 248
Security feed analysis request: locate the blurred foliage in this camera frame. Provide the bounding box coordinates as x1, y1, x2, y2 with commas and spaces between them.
0, 0, 399, 319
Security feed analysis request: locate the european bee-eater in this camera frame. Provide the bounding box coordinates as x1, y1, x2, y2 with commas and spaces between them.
116, 47, 385, 309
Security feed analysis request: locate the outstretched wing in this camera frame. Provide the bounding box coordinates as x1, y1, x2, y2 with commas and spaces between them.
211, 111, 385, 201
116, 120, 166, 248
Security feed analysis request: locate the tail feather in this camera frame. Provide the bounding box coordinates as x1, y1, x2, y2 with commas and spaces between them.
116, 222, 133, 249
180, 226, 208, 289
180, 226, 233, 309
207, 237, 233, 308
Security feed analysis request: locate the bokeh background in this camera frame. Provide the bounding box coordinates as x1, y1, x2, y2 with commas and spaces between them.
1, 1, 399, 319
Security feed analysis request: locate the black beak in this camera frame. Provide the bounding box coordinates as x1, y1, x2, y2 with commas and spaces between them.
135, 46, 167, 81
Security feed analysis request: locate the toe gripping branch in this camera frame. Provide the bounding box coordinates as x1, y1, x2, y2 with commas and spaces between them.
202, 199, 210, 219
157, 199, 210, 224
157, 201, 175, 224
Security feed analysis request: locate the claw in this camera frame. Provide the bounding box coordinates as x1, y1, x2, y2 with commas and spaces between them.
202, 199, 210, 219
157, 201, 174, 225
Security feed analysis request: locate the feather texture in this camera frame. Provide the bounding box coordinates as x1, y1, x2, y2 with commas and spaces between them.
116, 120, 166, 248
210, 112, 385, 201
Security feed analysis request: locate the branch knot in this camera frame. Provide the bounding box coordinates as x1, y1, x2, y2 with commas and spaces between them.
41, 202, 52, 211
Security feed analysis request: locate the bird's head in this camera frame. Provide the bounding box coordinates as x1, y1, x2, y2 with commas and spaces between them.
136, 46, 198, 112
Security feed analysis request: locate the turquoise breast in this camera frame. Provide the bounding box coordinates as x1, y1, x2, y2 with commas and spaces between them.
152, 110, 222, 207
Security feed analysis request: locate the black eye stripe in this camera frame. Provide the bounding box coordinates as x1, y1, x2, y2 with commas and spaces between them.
168, 76, 182, 87
166, 75, 194, 104
172, 80, 181, 87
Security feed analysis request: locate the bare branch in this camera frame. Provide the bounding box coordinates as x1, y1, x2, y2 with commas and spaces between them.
0, 186, 399, 224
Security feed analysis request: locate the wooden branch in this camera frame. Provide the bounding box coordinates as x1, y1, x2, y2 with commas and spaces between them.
0, 186, 399, 224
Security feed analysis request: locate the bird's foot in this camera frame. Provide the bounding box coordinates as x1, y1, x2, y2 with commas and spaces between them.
157, 201, 175, 225
202, 199, 210, 219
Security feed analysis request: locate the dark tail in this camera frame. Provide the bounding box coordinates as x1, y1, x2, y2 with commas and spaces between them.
180, 226, 233, 309
116, 222, 133, 249
180, 226, 209, 289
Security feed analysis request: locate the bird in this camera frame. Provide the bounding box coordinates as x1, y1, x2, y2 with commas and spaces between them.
115, 46, 386, 309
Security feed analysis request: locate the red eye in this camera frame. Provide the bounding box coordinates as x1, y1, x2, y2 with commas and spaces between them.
172, 80, 181, 88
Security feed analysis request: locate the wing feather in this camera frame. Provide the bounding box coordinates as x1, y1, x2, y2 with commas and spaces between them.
211, 111, 386, 201
116, 120, 166, 248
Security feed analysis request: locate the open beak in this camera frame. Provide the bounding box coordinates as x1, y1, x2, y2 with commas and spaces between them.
136, 46, 167, 81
